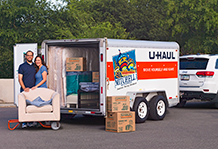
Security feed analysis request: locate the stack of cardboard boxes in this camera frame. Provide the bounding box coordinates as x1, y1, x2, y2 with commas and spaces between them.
66, 57, 99, 108
106, 96, 135, 133
66, 57, 99, 82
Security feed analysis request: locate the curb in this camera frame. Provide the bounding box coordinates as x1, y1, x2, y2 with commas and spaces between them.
0, 104, 16, 108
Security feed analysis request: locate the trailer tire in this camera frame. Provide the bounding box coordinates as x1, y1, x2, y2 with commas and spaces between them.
149, 95, 167, 120
133, 97, 149, 123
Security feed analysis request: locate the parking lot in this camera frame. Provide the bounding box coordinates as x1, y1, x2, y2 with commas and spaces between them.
0, 101, 217, 149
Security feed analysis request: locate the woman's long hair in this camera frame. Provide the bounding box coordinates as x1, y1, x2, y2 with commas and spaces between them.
34, 55, 48, 74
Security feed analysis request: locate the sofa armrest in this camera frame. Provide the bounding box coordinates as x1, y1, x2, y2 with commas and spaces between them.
18, 93, 26, 121
52, 92, 60, 120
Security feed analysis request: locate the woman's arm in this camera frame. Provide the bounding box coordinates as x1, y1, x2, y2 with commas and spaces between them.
31, 71, 47, 90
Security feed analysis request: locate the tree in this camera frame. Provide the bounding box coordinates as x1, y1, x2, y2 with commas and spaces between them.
63, 0, 129, 39
70, 0, 170, 40
164, 0, 218, 54
0, 0, 80, 78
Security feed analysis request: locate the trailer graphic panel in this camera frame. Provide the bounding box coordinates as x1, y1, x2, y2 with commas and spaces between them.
112, 50, 138, 90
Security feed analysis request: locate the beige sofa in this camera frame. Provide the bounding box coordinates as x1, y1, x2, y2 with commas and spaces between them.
18, 88, 60, 122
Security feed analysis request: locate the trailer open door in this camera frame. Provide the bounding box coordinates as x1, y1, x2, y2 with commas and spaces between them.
99, 38, 107, 116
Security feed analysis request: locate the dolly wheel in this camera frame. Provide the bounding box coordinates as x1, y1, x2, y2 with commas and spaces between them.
51, 122, 61, 130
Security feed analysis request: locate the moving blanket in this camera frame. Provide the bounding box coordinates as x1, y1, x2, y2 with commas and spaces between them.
26, 97, 52, 107
79, 82, 99, 92
26, 92, 58, 107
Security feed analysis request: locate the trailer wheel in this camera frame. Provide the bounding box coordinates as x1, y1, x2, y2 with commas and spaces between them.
51, 122, 61, 130
133, 97, 149, 123
149, 95, 167, 120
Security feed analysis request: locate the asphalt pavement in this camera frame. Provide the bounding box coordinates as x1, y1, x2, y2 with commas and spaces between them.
0, 101, 217, 149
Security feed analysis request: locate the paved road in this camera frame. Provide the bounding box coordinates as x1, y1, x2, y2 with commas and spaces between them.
0, 102, 217, 149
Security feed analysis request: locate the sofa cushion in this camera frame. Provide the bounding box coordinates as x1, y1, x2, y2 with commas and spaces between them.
26, 105, 53, 113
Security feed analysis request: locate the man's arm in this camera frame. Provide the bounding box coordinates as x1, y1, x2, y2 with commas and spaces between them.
18, 74, 29, 92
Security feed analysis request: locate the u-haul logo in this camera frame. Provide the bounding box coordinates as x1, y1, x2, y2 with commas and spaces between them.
149, 51, 175, 59
112, 50, 137, 90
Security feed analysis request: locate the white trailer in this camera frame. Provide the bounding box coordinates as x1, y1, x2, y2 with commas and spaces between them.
14, 38, 180, 123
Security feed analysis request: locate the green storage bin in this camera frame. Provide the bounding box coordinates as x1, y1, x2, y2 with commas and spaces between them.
66, 71, 92, 95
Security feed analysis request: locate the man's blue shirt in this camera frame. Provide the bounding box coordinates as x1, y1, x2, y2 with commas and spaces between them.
18, 61, 36, 92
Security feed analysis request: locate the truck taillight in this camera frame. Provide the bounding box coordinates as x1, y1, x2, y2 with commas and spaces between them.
196, 71, 214, 77
203, 89, 209, 92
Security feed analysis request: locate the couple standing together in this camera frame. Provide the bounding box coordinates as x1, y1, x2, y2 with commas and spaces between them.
18, 50, 48, 93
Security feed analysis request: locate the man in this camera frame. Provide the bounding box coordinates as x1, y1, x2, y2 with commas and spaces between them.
18, 50, 36, 128
18, 50, 36, 92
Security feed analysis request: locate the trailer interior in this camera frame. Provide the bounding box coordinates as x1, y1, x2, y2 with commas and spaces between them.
44, 40, 101, 114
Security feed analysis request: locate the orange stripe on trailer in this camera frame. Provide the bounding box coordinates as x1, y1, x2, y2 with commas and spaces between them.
137, 62, 178, 80
107, 62, 114, 81
107, 61, 178, 81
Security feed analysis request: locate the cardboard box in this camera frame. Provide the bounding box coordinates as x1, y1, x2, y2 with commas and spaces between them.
92, 72, 99, 82
107, 96, 130, 112
66, 57, 86, 71
106, 111, 135, 133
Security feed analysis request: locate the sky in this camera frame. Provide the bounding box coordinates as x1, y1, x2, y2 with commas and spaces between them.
48, 0, 67, 7
47, 0, 67, 10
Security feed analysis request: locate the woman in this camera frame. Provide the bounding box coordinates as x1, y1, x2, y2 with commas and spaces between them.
31, 55, 48, 89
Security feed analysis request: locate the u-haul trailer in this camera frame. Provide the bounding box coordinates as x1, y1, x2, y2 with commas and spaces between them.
14, 38, 179, 123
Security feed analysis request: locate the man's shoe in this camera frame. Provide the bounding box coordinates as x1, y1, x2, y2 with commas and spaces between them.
27, 122, 38, 127
22, 123, 27, 128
